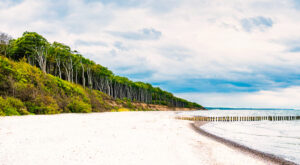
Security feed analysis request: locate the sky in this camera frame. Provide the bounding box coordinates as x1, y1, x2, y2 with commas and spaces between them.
1, 0, 300, 108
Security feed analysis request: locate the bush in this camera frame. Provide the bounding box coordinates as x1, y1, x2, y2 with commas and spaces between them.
6, 97, 29, 115
26, 104, 58, 114
116, 98, 123, 104
111, 108, 130, 112
26, 102, 60, 114
115, 97, 136, 109
0, 109, 5, 116
88, 90, 111, 112
0, 56, 13, 78
125, 100, 135, 109
0, 96, 29, 116
117, 108, 130, 112
25, 95, 60, 114
67, 100, 92, 113
3, 107, 20, 116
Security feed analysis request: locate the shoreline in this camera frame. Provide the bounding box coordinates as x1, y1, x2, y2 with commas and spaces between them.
192, 121, 297, 165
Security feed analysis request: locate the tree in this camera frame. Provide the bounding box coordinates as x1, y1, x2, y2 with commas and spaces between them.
2, 31, 204, 109
9, 32, 49, 71
50, 42, 71, 79
0, 32, 12, 57
72, 53, 81, 84
34, 43, 49, 73
81, 58, 86, 88
62, 53, 73, 82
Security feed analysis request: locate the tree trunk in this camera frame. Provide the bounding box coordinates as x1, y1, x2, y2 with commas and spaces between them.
81, 62, 85, 88
35, 46, 47, 73
56, 58, 62, 79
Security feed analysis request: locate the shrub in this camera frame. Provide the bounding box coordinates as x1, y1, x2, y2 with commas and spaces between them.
110, 108, 131, 112
3, 107, 20, 116
0, 109, 5, 116
25, 96, 60, 114
117, 108, 130, 112
125, 100, 135, 109
0, 56, 13, 77
14, 82, 37, 101
26, 102, 60, 114
6, 97, 29, 115
67, 100, 92, 113
88, 90, 111, 112
0, 96, 29, 116
116, 98, 123, 104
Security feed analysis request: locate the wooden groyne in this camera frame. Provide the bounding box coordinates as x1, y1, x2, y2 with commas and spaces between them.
176, 116, 300, 122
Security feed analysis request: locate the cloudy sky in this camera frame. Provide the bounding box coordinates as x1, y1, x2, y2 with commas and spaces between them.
1, 0, 300, 108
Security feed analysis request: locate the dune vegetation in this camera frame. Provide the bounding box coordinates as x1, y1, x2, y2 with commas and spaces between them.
0, 32, 204, 116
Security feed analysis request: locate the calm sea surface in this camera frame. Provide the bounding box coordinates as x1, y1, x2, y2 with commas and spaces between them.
180, 110, 300, 163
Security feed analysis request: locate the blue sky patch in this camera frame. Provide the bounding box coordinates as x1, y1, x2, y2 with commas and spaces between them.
74, 40, 108, 47
241, 16, 273, 32
289, 46, 300, 52
109, 28, 162, 40
85, 0, 140, 7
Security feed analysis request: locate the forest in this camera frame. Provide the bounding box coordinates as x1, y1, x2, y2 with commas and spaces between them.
0, 32, 203, 115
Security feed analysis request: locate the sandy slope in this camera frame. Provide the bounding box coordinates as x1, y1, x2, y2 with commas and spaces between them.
0, 111, 271, 165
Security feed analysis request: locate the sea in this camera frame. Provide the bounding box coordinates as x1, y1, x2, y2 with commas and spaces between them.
179, 109, 300, 164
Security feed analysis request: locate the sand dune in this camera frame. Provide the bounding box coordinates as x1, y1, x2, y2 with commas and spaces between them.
0, 111, 271, 165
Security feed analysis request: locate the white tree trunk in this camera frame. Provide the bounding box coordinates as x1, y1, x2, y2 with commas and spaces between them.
81, 62, 85, 88
56, 58, 62, 79
34, 46, 47, 73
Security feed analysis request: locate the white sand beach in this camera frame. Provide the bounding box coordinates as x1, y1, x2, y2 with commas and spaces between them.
0, 111, 272, 165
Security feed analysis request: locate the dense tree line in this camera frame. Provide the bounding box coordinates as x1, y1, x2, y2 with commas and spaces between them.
0, 31, 203, 109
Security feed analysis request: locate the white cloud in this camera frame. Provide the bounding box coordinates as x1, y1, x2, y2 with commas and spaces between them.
176, 86, 300, 109
1, 0, 300, 107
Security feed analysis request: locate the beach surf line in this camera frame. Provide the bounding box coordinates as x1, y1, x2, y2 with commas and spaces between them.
190, 122, 297, 165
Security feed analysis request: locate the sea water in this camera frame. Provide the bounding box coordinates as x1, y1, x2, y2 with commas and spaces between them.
181, 110, 300, 163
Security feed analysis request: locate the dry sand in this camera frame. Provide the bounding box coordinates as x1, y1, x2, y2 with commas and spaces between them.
0, 111, 273, 165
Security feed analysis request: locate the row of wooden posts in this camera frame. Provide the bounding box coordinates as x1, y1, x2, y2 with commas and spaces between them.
176, 116, 300, 122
